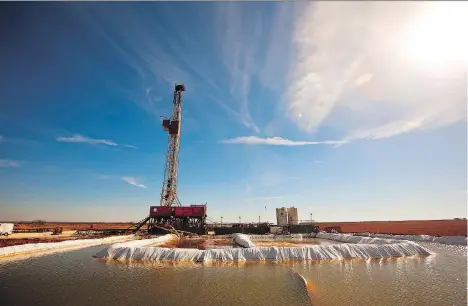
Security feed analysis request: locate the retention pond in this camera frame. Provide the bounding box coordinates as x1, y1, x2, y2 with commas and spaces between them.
154, 236, 339, 249
0, 237, 466, 306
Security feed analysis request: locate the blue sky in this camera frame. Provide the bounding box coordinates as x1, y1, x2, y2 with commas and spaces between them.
0, 2, 466, 222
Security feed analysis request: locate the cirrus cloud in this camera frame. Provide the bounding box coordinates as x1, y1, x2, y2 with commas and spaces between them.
286, 2, 467, 140
0, 159, 21, 168
121, 177, 147, 189
56, 134, 117, 146
220, 136, 348, 146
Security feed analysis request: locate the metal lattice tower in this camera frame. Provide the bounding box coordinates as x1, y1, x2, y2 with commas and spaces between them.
160, 84, 185, 207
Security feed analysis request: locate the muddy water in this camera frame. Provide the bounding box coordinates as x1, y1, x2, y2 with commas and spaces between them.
156, 237, 233, 249
0, 242, 466, 306
157, 237, 336, 249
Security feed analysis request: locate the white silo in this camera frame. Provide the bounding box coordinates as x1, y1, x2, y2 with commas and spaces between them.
276, 207, 289, 226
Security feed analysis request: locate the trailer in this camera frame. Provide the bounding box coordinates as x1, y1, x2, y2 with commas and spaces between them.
0, 223, 14, 236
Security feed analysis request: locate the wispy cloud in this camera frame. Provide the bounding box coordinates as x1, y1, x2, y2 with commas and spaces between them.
208, 95, 259, 132
214, 3, 262, 132
121, 177, 147, 189
314, 160, 324, 164
286, 2, 467, 140
0, 135, 43, 148
56, 134, 117, 146
79, 5, 191, 119
96, 174, 111, 180
286, 176, 301, 180
220, 136, 348, 146
260, 4, 296, 91
124, 144, 138, 149
0, 159, 20, 168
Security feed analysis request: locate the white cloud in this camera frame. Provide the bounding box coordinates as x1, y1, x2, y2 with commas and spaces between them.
0, 135, 3, 143
287, 2, 467, 140
353, 73, 373, 87
97, 174, 110, 180
56, 134, 118, 146
0, 159, 20, 168
121, 177, 147, 189
124, 144, 138, 149
220, 136, 348, 146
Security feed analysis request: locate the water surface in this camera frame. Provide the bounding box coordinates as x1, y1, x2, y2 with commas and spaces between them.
0, 242, 465, 306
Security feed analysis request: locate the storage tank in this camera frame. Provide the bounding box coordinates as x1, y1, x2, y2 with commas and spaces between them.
276, 207, 289, 226
288, 207, 299, 225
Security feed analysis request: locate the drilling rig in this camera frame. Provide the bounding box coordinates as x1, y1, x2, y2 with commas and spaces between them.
134, 84, 207, 234
160, 84, 184, 207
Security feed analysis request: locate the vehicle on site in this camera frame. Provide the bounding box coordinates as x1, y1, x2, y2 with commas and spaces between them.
0, 223, 14, 236
51, 226, 63, 235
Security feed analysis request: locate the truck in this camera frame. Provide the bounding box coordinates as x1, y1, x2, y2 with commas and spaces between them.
0, 223, 14, 236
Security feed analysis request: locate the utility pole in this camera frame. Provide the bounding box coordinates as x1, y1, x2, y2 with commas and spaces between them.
221, 216, 223, 226
239, 216, 241, 223
310, 213, 313, 224
258, 216, 260, 224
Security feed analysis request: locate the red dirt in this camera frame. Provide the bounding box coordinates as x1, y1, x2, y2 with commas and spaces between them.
314, 220, 467, 236
6, 219, 467, 236
11, 223, 134, 231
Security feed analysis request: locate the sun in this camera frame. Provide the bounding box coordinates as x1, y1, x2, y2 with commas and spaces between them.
403, 2, 468, 66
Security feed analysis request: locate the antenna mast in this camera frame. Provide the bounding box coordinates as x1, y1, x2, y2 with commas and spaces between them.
160, 84, 185, 207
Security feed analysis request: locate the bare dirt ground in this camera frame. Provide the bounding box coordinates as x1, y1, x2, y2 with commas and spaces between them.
3, 219, 466, 238
11, 223, 134, 231
314, 219, 467, 236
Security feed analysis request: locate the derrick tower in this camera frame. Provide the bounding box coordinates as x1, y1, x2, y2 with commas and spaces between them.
133, 84, 207, 235
160, 84, 185, 207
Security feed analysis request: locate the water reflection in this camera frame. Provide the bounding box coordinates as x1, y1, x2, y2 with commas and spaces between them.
0, 243, 465, 306
99, 258, 281, 269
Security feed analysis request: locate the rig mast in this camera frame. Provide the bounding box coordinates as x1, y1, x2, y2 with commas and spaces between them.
133, 83, 206, 235
160, 84, 185, 207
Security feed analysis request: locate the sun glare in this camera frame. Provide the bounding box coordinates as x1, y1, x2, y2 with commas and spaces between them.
403, 2, 468, 66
